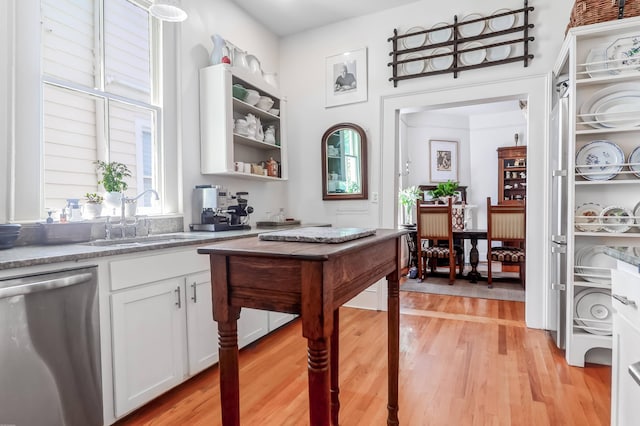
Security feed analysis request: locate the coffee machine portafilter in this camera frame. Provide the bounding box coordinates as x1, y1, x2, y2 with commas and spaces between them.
189, 185, 253, 232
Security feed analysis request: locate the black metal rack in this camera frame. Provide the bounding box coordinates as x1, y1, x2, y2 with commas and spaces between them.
387, 1, 535, 86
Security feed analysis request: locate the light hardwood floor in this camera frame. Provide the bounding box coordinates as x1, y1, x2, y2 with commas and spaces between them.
116, 290, 610, 426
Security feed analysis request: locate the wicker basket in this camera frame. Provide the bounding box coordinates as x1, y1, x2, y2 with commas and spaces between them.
567, 0, 640, 32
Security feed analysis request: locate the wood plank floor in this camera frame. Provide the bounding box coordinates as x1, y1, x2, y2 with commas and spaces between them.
116, 290, 611, 426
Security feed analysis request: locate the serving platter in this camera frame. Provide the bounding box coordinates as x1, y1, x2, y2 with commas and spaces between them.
599, 205, 634, 233
575, 202, 602, 232
574, 245, 616, 284
605, 35, 640, 75
592, 94, 640, 128
574, 287, 613, 335
575, 140, 624, 181
579, 82, 640, 129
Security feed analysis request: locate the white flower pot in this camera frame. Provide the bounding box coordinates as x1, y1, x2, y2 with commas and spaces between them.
83, 203, 102, 220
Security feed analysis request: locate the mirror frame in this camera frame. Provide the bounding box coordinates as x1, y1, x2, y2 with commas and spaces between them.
321, 123, 368, 201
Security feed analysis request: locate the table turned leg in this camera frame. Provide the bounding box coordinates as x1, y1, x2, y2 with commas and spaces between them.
218, 318, 240, 426
330, 309, 340, 425
387, 267, 400, 425
308, 339, 331, 426
466, 236, 481, 283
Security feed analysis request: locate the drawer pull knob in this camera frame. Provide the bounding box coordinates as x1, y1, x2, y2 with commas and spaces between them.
613, 293, 637, 308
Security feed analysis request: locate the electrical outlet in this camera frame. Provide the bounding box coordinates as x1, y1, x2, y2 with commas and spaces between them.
371, 192, 379, 203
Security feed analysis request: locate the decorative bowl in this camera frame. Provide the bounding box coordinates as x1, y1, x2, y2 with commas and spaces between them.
255, 96, 274, 111
232, 84, 247, 100
244, 89, 260, 106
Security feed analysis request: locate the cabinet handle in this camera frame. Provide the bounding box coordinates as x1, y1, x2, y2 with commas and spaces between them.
175, 286, 181, 308
629, 361, 640, 387
191, 282, 197, 303
612, 293, 637, 308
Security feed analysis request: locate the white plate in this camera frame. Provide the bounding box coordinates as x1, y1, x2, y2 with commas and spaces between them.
486, 44, 511, 61
605, 35, 640, 75
575, 202, 602, 232
402, 54, 426, 75
579, 83, 640, 128
599, 205, 634, 233
574, 287, 613, 335
245, 54, 262, 75
402, 26, 427, 50
459, 42, 486, 66
629, 146, 640, 178
429, 47, 453, 71
593, 95, 640, 128
575, 245, 616, 285
488, 9, 516, 32
459, 13, 485, 38
575, 140, 624, 181
428, 22, 452, 44
585, 46, 608, 78
634, 200, 640, 222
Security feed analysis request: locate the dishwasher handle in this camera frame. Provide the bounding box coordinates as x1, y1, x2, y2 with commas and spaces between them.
0, 272, 94, 299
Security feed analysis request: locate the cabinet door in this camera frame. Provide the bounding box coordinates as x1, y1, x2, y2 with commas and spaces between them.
111, 278, 185, 417
612, 313, 640, 426
186, 271, 219, 375
238, 308, 269, 348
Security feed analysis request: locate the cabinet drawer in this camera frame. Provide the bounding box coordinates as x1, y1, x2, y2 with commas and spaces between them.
612, 268, 640, 324
110, 249, 209, 291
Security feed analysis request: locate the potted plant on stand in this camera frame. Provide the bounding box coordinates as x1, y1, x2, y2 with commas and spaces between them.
95, 160, 131, 214
83, 193, 103, 219
427, 180, 460, 204
398, 186, 423, 226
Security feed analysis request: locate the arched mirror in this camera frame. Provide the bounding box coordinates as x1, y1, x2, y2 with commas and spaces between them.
321, 123, 368, 200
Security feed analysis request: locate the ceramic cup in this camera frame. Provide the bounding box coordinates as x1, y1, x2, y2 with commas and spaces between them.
235, 161, 244, 172
243, 163, 252, 174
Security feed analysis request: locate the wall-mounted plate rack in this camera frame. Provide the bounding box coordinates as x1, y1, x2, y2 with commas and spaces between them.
387, 0, 535, 86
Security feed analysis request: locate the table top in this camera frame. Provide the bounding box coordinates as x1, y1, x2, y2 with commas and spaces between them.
197, 228, 408, 260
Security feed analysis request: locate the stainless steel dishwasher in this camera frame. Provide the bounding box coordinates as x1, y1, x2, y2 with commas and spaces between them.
0, 265, 102, 426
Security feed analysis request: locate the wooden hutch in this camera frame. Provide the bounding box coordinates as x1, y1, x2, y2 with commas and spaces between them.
497, 146, 527, 205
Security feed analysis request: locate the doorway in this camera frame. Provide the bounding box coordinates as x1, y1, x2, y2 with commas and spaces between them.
380, 74, 551, 329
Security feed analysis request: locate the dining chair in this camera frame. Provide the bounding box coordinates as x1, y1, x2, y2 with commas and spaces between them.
486, 197, 526, 289
416, 198, 462, 285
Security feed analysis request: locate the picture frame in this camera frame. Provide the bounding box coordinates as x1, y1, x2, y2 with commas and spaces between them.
325, 47, 368, 108
429, 140, 458, 182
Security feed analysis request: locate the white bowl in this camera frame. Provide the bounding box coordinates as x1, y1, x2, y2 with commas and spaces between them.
255, 96, 274, 111
244, 89, 260, 106
268, 108, 280, 116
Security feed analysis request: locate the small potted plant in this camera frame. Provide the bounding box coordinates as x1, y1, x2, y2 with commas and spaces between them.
398, 186, 423, 225
95, 160, 131, 211
84, 192, 103, 219
427, 180, 460, 204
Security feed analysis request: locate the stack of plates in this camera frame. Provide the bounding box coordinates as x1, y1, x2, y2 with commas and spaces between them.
574, 245, 616, 284
575, 140, 624, 180
579, 83, 640, 129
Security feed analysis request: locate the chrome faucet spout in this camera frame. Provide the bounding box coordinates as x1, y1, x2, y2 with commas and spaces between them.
128, 189, 160, 203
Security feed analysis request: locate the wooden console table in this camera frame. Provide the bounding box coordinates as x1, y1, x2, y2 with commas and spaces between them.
197, 228, 406, 425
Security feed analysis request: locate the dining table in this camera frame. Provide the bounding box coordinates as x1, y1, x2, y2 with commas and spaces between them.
197, 227, 407, 426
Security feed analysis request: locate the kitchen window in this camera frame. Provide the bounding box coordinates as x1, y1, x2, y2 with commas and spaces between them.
40, 0, 161, 215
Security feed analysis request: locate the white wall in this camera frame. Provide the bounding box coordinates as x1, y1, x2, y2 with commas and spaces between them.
179, 0, 288, 227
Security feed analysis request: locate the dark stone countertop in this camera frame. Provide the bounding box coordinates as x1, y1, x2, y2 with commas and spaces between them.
0, 224, 329, 271
604, 246, 640, 271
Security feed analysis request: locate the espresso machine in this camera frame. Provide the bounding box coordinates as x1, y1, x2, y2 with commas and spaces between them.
189, 185, 254, 231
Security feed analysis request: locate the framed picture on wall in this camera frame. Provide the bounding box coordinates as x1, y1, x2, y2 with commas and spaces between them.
429, 140, 458, 182
325, 47, 368, 108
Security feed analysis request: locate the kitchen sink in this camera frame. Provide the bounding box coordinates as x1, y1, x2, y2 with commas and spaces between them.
83, 233, 202, 247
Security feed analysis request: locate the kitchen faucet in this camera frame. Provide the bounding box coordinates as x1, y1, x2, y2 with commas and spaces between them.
106, 189, 160, 239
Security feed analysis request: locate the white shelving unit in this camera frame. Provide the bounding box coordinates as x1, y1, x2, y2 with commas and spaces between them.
199, 64, 287, 180
554, 18, 640, 367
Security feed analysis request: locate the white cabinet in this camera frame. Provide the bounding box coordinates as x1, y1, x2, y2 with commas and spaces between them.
111, 278, 185, 417
611, 263, 640, 426
199, 64, 287, 180
185, 271, 219, 375
553, 18, 640, 367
